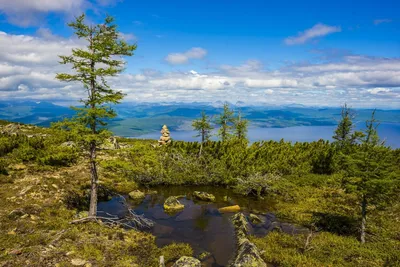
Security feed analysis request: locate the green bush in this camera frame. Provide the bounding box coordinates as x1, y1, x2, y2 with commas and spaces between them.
37, 146, 78, 166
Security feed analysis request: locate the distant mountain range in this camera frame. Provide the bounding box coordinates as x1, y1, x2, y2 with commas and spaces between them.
1, 101, 399, 137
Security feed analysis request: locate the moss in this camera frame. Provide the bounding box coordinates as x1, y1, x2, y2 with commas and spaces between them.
160, 243, 193, 264
251, 231, 400, 266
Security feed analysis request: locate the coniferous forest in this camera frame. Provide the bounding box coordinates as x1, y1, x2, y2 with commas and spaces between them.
1, 12, 400, 267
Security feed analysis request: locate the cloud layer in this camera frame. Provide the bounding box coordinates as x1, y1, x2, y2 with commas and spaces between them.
285, 23, 341, 45
0, 31, 399, 108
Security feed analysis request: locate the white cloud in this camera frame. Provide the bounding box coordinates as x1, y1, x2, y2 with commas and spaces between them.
165, 47, 207, 65
0, 0, 121, 26
367, 88, 391, 94
119, 33, 137, 42
284, 23, 341, 45
374, 19, 392, 25
0, 0, 86, 26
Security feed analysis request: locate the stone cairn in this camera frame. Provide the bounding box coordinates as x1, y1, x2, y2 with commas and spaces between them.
158, 125, 171, 146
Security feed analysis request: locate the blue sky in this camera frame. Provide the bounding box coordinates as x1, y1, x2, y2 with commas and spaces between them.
0, 0, 399, 107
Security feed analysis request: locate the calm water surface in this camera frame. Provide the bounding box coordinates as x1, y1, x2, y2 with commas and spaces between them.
97, 186, 307, 266
136, 123, 400, 148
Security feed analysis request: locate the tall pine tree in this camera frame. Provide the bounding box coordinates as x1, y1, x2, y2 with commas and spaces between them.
55, 14, 136, 217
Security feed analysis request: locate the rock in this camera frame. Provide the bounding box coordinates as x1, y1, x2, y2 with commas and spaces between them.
20, 214, 29, 219
128, 190, 145, 200
71, 258, 87, 266
172, 256, 201, 267
158, 125, 172, 146
11, 164, 27, 170
164, 196, 185, 212
218, 205, 240, 213
147, 190, 158, 195
30, 215, 39, 220
193, 191, 216, 202
198, 251, 212, 261
231, 213, 267, 267
249, 214, 263, 224
66, 251, 75, 256
51, 184, 59, 189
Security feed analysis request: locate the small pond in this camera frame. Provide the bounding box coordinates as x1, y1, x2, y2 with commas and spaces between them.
97, 186, 308, 266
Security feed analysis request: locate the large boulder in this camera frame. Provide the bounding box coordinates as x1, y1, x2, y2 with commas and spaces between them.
164, 196, 185, 212
193, 191, 216, 202
128, 190, 145, 200
172, 256, 201, 267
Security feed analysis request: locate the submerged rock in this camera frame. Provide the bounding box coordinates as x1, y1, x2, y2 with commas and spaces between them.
164, 196, 185, 212
128, 190, 145, 200
249, 213, 263, 224
231, 213, 267, 267
172, 256, 201, 267
218, 205, 240, 213
193, 191, 216, 202
198, 251, 212, 261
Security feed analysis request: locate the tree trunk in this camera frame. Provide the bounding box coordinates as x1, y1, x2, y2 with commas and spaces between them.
88, 141, 99, 216
360, 194, 367, 244
88, 31, 98, 217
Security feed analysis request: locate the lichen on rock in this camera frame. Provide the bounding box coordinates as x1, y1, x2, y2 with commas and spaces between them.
128, 190, 145, 200
172, 256, 201, 267
193, 191, 216, 202
164, 196, 185, 212
231, 213, 267, 267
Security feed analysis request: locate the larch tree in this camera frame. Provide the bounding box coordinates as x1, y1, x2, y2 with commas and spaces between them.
55, 14, 136, 217
343, 110, 398, 243
216, 103, 235, 142
192, 111, 213, 155
233, 110, 249, 140
332, 103, 363, 150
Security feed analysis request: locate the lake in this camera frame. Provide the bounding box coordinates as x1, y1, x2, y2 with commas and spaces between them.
98, 186, 308, 266
136, 123, 400, 148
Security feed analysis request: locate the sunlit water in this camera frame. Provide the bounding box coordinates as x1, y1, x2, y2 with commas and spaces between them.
97, 186, 308, 266
135, 123, 400, 148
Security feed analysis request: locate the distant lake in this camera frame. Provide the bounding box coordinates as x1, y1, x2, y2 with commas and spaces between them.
136, 123, 400, 149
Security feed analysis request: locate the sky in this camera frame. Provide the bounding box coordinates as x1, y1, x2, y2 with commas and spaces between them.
0, 0, 399, 108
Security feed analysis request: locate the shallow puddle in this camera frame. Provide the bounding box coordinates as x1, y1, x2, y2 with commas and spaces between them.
98, 186, 307, 266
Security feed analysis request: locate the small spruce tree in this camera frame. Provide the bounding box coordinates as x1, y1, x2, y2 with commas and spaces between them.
55, 14, 136, 217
